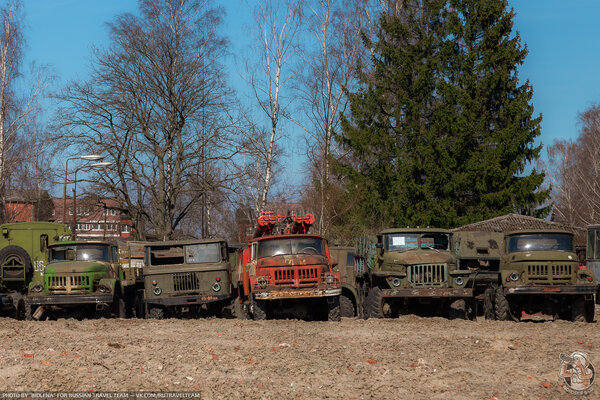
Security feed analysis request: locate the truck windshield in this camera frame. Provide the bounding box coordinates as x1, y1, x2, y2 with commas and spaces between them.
185, 243, 221, 263
49, 244, 110, 262
508, 234, 573, 252
257, 238, 324, 259
384, 233, 450, 251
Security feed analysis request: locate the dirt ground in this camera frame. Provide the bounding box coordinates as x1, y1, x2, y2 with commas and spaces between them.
0, 313, 599, 400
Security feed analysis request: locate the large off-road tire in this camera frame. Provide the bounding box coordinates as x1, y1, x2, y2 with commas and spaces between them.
340, 294, 355, 318
25, 301, 33, 321
494, 286, 512, 321
484, 286, 496, 320
572, 296, 587, 322
234, 296, 249, 319
449, 299, 466, 320
148, 306, 165, 320
252, 300, 267, 320
0, 246, 31, 280
365, 286, 384, 319
327, 296, 341, 322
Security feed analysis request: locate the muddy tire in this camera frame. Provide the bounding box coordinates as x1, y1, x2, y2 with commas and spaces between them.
494, 287, 511, 321
484, 286, 496, 320
13, 297, 25, 320
148, 306, 165, 320
25, 301, 33, 321
572, 296, 587, 322
449, 299, 466, 320
365, 286, 384, 319
340, 294, 355, 318
234, 296, 249, 319
252, 300, 267, 320
327, 296, 341, 322
0, 246, 31, 280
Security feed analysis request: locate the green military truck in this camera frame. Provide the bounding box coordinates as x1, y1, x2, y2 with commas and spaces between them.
0, 222, 71, 319
494, 229, 596, 322
27, 240, 130, 320
453, 231, 504, 319
143, 239, 234, 319
364, 228, 473, 319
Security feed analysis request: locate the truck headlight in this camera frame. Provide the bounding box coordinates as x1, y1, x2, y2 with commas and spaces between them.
324, 274, 335, 284
256, 277, 268, 289
98, 284, 111, 293
32, 284, 43, 293
212, 282, 221, 292
509, 272, 519, 282
391, 278, 401, 287
454, 277, 464, 286
153, 287, 162, 296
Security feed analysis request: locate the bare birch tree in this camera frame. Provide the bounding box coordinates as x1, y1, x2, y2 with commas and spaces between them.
55, 0, 237, 240
241, 0, 301, 217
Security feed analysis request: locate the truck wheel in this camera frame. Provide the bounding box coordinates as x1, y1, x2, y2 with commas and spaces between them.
0, 246, 31, 280
148, 306, 165, 320
340, 294, 355, 318
365, 286, 384, 319
571, 296, 589, 322
25, 302, 33, 321
494, 287, 512, 321
114, 295, 127, 319
449, 299, 466, 319
484, 286, 496, 320
327, 296, 341, 321
234, 296, 249, 319
252, 300, 267, 320
13, 297, 25, 320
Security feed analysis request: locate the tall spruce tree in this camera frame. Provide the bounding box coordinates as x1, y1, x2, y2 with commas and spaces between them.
335, 0, 548, 234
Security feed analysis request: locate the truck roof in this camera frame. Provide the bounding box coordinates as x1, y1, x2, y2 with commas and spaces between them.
50, 240, 114, 246
252, 234, 324, 242
145, 238, 227, 247
1, 222, 68, 230
379, 228, 452, 235
504, 229, 574, 237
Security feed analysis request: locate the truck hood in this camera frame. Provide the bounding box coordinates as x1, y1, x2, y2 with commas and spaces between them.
506, 251, 578, 263
385, 250, 454, 265
45, 261, 109, 274
257, 254, 328, 268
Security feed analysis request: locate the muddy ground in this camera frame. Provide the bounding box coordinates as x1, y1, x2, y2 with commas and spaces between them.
0, 314, 599, 400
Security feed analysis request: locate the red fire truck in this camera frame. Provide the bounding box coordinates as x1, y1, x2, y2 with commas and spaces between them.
234, 212, 341, 321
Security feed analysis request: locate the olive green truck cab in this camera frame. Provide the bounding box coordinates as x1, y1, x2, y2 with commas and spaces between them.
364, 228, 472, 318
27, 240, 129, 320
143, 239, 234, 319
494, 230, 596, 322
0, 222, 71, 319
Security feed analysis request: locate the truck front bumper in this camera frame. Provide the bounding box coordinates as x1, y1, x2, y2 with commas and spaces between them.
382, 287, 473, 298
254, 287, 341, 300
27, 293, 114, 306
145, 293, 231, 306
504, 285, 597, 295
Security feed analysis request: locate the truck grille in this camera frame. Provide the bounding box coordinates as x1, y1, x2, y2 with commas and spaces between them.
527, 264, 572, 283
271, 267, 320, 286
173, 272, 200, 292
408, 264, 447, 287
47, 275, 90, 293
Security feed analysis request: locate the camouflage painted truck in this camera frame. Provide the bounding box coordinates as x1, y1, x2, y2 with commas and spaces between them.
494, 229, 596, 322
235, 213, 342, 321
453, 231, 504, 319
27, 240, 137, 320
142, 239, 235, 319
364, 228, 473, 319
0, 222, 71, 319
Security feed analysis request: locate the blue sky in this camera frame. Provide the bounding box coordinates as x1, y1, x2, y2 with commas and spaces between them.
22, 0, 600, 187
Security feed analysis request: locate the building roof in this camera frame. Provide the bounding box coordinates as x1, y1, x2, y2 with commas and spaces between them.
452, 213, 587, 246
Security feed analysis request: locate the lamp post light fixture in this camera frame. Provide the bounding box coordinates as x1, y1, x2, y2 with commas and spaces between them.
62, 155, 104, 224
71, 161, 113, 239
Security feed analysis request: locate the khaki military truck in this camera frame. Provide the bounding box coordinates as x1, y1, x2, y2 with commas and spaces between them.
329, 245, 361, 318
495, 230, 596, 322
365, 228, 473, 319
0, 222, 71, 319
27, 240, 127, 320
143, 239, 234, 319
454, 231, 503, 319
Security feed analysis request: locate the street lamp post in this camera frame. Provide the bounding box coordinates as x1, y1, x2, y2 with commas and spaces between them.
62, 155, 104, 224
71, 161, 112, 239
